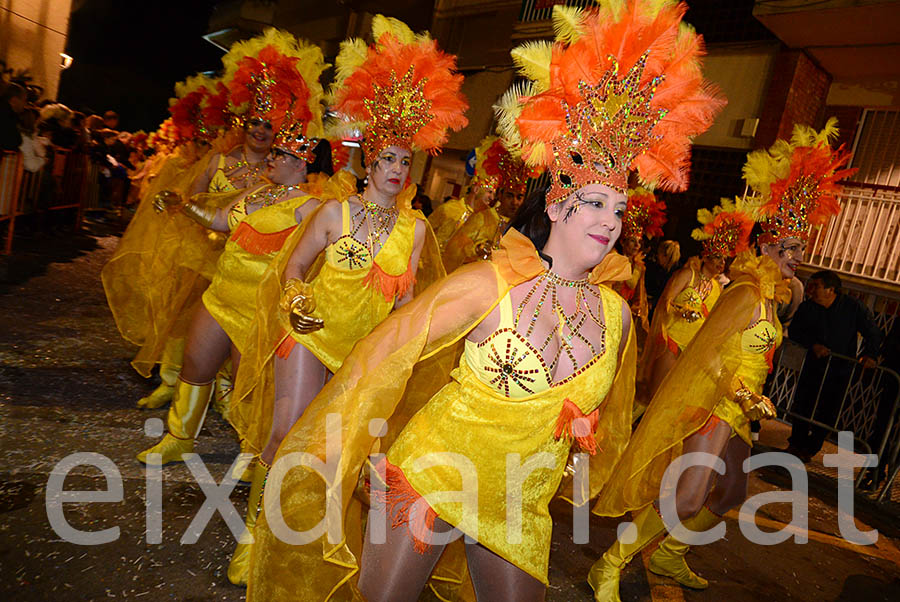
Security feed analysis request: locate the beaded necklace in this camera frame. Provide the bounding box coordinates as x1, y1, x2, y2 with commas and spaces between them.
514, 270, 606, 373
696, 269, 714, 299
225, 151, 267, 188
244, 184, 300, 210
350, 198, 399, 256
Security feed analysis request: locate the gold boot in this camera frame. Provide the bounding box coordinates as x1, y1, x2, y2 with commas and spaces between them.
227, 460, 268, 586
648, 506, 720, 590
137, 378, 213, 465
588, 505, 668, 602
137, 338, 184, 409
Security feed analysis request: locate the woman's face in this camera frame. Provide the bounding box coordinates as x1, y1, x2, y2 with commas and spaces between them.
761, 236, 805, 278
267, 148, 307, 184
701, 252, 726, 276
367, 145, 412, 197
548, 183, 627, 268
622, 236, 641, 257
244, 117, 275, 154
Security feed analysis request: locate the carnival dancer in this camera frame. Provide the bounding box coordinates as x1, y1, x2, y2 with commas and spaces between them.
589, 118, 854, 601
638, 197, 753, 407
135, 30, 328, 468
441, 135, 534, 270
224, 16, 466, 586
613, 188, 667, 337
102, 73, 233, 410
245, 3, 721, 599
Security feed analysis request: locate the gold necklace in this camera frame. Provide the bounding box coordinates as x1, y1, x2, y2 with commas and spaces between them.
245, 184, 299, 208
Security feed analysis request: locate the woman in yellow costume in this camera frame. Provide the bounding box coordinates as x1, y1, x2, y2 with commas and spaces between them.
588, 118, 854, 601
135, 31, 329, 467
102, 74, 234, 409
245, 2, 721, 600
612, 188, 666, 338
224, 16, 467, 586
428, 191, 473, 251
637, 199, 749, 408
441, 135, 533, 271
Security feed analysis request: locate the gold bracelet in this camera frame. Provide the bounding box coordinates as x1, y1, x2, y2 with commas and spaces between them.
181, 202, 216, 228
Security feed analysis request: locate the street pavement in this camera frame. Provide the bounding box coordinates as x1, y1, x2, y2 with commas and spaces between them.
1, 225, 898, 601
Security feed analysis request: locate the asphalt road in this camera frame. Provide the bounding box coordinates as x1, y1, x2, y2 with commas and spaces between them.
1, 224, 898, 601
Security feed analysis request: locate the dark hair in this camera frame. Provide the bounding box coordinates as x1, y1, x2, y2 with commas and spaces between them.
810, 270, 841, 292
2, 82, 25, 102
307, 139, 334, 176
508, 186, 551, 250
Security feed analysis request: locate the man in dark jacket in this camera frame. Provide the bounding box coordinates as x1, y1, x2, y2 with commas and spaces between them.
786, 270, 883, 461
0, 82, 26, 151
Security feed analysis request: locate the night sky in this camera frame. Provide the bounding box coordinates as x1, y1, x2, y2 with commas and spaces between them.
58, 0, 224, 132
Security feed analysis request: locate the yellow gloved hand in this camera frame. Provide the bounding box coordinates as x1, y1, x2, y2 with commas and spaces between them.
734, 385, 777, 421
153, 190, 182, 213
281, 278, 324, 334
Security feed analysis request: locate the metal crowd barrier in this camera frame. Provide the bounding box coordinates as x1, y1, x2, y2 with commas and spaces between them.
766, 340, 900, 502
0, 147, 96, 255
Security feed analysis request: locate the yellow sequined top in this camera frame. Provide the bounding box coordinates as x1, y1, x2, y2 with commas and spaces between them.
284, 201, 420, 372
203, 189, 315, 354
386, 283, 623, 584
208, 154, 237, 193
711, 295, 781, 446
663, 257, 722, 353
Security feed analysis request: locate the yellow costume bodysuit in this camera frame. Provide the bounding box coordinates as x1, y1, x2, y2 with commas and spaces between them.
202, 190, 316, 353
208, 154, 238, 193
428, 196, 470, 250
245, 231, 637, 601
661, 257, 722, 355
593, 251, 789, 517
442, 206, 502, 272
385, 283, 624, 583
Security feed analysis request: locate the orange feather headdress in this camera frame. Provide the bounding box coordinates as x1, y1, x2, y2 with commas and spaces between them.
472, 135, 539, 195
222, 28, 326, 160
495, 1, 725, 206
691, 196, 756, 258
622, 187, 667, 241
328, 15, 469, 161
743, 117, 856, 245
169, 74, 231, 143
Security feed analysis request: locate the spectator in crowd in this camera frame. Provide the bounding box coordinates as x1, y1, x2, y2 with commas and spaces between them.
1, 82, 26, 150
644, 239, 681, 314
103, 110, 119, 131
39, 103, 78, 149
18, 107, 48, 173
786, 270, 883, 461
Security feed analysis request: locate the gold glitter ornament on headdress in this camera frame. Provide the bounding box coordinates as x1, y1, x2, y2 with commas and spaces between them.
691, 196, 757, 258
497, 1, 725, 207
327, 14, 468, 161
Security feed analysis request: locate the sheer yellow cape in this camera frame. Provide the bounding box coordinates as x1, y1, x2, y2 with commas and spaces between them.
592, 252, 787, 516
229, 180, 446, 456
246, 231, 635, 601
101, 143, 219, 376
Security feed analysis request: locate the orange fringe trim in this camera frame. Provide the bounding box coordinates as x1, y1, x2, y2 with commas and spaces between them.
274, 331, 296, 359
554, 399, 601, 455
370, 458, 437, 555
697, 414, 724, 437
364, 257, 417, 302
230, 222, 297, 255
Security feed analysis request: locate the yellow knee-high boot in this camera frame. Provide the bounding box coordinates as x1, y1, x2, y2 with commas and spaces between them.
648, 506, 720, 590
227, 460, 268, 586
588, 505, 668, 602
137, 377, 213, 465
137, 338, 184, 409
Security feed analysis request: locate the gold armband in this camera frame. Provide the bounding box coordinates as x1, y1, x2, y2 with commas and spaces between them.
732, 380, 776, 421
181, 202, 217, 229
474, 241, 493, 261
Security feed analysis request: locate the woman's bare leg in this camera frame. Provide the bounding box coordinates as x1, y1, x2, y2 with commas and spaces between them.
466, 540, 546, 602
180, 304, 232, 383
647, 348, 677, 400
665, 418, 732, 521
259, 341, 327, 465
358, 515, 455, 602
706, 436, 751, 516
